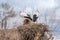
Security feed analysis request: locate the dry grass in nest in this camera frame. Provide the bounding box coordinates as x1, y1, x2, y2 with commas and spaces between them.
0, 23, 50, 40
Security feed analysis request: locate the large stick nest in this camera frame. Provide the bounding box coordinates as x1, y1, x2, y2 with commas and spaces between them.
0, 23, 50, 40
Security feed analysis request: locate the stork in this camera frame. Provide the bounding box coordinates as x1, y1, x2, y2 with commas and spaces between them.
19, 9, 40, 24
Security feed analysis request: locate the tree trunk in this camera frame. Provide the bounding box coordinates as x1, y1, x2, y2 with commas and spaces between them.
1, 16, 7, 29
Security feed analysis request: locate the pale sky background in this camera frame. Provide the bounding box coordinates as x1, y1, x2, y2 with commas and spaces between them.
0, 0, 60, 18
0, 0, 60, 40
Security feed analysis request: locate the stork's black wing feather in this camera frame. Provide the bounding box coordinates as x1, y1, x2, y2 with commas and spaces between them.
33, 14, 38, 22
24, 16, 32, 21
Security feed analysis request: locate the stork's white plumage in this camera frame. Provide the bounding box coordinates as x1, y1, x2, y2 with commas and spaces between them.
19, 10, 32, 21
19, 10, 27, 17
25, 7, 32, 14
34, 9, 40, 17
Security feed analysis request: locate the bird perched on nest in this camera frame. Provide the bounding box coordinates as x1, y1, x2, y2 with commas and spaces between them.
19, 9, 40, 25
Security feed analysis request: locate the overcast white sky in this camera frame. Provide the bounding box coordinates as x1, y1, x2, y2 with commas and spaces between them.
0, 0, 59, 9
0, 0, 60, 18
